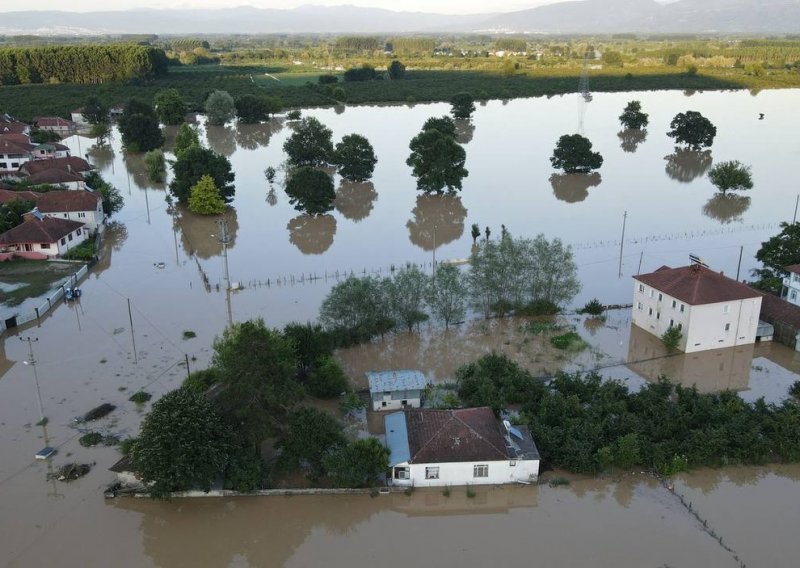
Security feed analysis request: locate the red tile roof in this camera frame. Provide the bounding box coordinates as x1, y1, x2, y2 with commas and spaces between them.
0, 136, 35, 155
0, 217, 84, 246
758, 291, 800, 329
634, 265, 761, 306
28, 169, 85, 186
21, 156, 92, 176
0, 117, 29, 135
405, 407, 509, 464
785, 264, 800, 275
34, 117, 76, 129
36, 190, 100, 213
0, 189, 41, 204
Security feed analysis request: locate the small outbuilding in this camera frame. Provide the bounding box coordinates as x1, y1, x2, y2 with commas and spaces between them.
367, 369, 427, 411
385, 407, 540, 487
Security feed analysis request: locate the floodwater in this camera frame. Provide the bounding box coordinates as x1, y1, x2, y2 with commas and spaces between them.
2, 89, 800, 566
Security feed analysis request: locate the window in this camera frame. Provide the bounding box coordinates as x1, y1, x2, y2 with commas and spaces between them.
723, 304, 730, 314
792, 291, 797, 301
425, 467, 440, 479
648, 308, 653, 316
78, 212, 85, 218
725, 323, 731, 332
649, 289, 654, 298
68, 233, 73, 241
394, 467, 410, 480
510, 460, 517, 467
658, 293, 663, 301
678, 323, 683, 331
669, 319, 674, 328
60, 238, 66, 245
41, 243, 50, 249
672, 300, 677, 308
473, 464, 489, 478
401, 400, 408, 406
656, 312, 661, 320
680, 304, 685, 313
76, 228, 81, 235
381, 401, 387, 408
637, 302, 643, 310
638, 284, 645, 293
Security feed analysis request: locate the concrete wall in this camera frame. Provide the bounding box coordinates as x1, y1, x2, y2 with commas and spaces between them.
45, 207, 103, 231
10, 226, 88, 257
371, 389, 421, 411
783, 273, 800, 306
390, 459, 539, 487
631, 280, 761, 353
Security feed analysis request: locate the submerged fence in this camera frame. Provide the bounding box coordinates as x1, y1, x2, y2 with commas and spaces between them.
1, 263, 88, 335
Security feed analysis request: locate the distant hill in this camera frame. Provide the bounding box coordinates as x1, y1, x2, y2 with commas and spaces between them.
483, 0, 800, 34
0, 1, 799, 36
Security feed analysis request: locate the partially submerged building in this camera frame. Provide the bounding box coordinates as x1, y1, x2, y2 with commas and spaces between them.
368, 370, 427, 411
0, 211, 87, 257
385, 407, 540, 487
633, 264, 764, 353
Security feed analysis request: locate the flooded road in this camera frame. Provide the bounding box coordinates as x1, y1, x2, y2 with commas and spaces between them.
2, 89, 800, 567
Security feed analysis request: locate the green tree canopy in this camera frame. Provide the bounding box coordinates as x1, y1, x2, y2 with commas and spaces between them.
427, 263, 468, 329
550, 134, 603, 173
421, 116, 457, 138
320, 275, 395, 341
235, 94, 272, 123
143, 149, 166, 183
154, 88, 187, 125
0, 199, 36, 233
188, 174, 226, 215
131, 388, 231, 499
667, 110, 717, 149
82, 95, 108, 125
708, 160, 754, 194
450, 92, 476, 120
84, 171, 124, 216
119, 98, 163, 153
173, 122, 200, 158
205, 90, 236, 125
276, 407, 345, 477
619, 100, 649, 130
407, 128, 468, 194
170, 145, 235, 203
456, 353, 544, 415
213, 319, 302, 447
334, 134, 377, 182
284, 166, 335, 215
323, 438, 389, 488
388, 60, 406, 80
390, 266, 430, 332
307, 355, 349, 398
752, 222, 800, 293
282, 322, 337, 372
283, 117, 334, 167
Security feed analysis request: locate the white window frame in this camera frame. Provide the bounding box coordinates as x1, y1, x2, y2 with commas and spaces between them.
473, 464, 489, 478
394, 467, 410, 480
425, 466, 440, 480
638, 284, 645, 293
637, 302, 643, 310
723, 304, 730, 314
725, 323, 731, 332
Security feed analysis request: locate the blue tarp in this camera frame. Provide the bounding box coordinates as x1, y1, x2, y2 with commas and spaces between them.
384, 412, 410, 466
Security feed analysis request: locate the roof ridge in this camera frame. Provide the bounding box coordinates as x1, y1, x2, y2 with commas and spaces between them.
452, 409, 508, 460
408, 409, 450, 463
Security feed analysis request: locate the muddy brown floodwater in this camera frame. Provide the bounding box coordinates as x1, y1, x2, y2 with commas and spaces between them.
3, 89, 800, 567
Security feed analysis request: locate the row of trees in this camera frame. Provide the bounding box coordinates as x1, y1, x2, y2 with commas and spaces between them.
0, 45, 168, 85
320, 231, 580, 339
455, 354, 800, 475
129, 319, 388, 497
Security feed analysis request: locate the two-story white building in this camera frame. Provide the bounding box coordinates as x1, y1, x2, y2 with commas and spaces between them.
0, 135, 35, 171
385, 407, 540, 488
781, 264, 800, 306
368, 370, 427, 411
36, 191, 105, 231
632, 264, 763, 353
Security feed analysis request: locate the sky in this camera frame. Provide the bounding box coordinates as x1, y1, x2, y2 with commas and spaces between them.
0, 1, 560, 15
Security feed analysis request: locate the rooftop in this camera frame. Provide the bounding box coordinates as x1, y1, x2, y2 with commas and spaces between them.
634, 264, 761, 306
0, 189, 41, 205
368, 370, 427, 394
785, 264, 800, 275
0, 216, 83, 246
28, 169, 85, 186
36, 190, 100, 213
21, 156, 93, 176
385, 407, 539, 466
34, 116, 76, 129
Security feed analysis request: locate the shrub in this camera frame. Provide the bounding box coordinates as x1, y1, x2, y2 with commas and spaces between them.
182, 368, 220, 394
550, 332, 587, 351
128, 391, 152, 404
286, 110, 302, 120
580, 298, 605, 316
788, 380, 800, 400
340, 391, 367, 414
119, 437, 137, 455
661, 327, 683, 352
517, 299, 560, 316
79, 432, 103, 447
549, 477, 570, 487
307, 356, 349, 398
318, 74, 338, 84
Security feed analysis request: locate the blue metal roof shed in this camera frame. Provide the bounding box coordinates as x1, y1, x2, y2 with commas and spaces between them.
384, 412, 411, 466
367, 370, 427, 394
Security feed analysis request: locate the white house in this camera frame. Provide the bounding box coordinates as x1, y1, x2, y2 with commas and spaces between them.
781, 264, 800, 306
368, 370, 427, 411
36, 191, 105, 231
0, 212, 87, 257
385, 407, 540, 488
33, 117, 76, 135
0, 135, 35, 171
632, 264, 763, 353
71, 108, 89, 126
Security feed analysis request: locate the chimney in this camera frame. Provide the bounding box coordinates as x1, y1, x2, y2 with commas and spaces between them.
67, 164, 72, 173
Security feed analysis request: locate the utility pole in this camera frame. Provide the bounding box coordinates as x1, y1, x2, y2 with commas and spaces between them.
217, 216, 233, 327
736, 245, 744, 281
127, 298, 138, 364
432, 224, 437, 283
144, 186, 151, 224
618, 211, 628, 278
185, 353, 191, 379
637, 250, 644, 275
20, 337, 45, 424
793, 194, 799, 225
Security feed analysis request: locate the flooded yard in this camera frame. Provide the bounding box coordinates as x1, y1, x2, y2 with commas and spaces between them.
2, 88, 800, 566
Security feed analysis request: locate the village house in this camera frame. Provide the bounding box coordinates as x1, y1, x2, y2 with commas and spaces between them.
27, 168, 88, 190
71, 108, 89, 126
33, 117, 77, 135
632, 264, 763, 353
0, 210, 87, 257
0, 189, 41, 205
32, 142, 71, 161
20, 156, 94, 184
0, 135, 35, 171
36, 190, 105, 231
0, 114, 30, 136
781, 265, 800, 307
368, 370, 427, 411
385, 407, 540, 487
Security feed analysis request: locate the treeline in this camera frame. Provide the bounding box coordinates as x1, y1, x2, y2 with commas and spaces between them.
390, 37, 436, 54
0, 44, 168, 85
494, 38, 528, 52
334, 36, 380, 52
168, 39, 210, 51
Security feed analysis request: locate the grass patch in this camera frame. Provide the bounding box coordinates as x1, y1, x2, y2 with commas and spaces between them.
549, 477, 571, 487
403, 486, 414, 496
0, 260, 76, 308
128, 391, 152, 404
79, 432, 103, 447
466, 485, 476, 498
550, 331, 588, 351
182, 330, 197, 339
62, 239, 96, 262
523, 320, 564, 336
442, 485, 451, 497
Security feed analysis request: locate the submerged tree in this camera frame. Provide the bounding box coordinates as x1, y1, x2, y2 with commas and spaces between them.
205, 90, 236, 125
143, 149, 166, 183
334, 134, 377, 181
173, 122, 200, 158
450, 92, 476, 120
154, 88, 187, 125
188, 175, 226, 215
320, 276, 394, 340
284, 167, 335, 215
421, 116, 457, 138
752, 222, 800, 293
667, 110, 716, 149
708, 160, 753, 194
390, 266, 430, 332
407, 129, 468, 194
170, 145, 235, 203
119, 98, 163, 153
550, 134, 603, 173
618, 100, 649, 130
283, 117, 334, 167
427, 263, 468, 328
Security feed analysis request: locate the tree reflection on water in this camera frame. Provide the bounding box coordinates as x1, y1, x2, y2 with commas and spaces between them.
234, 120, 283, 151
174, 205, 239, 259
406, 194, 467, 251
334, 180, 378, 222
549, 172, 602, 203
617, 129, 647, 153
702, 192, 751, 224
205, 124, 237, 157
664, 148, 713, 183
288, 214, 337, 255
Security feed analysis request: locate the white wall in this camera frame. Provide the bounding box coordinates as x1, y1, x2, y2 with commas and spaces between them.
631, 280, 762, 353
11, 226, 88, 257
371, 390, 421, 411
391, 459, 539, 487
783, 273, 800, 306
0, 153, 32, 171
45, 206, 103, 231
